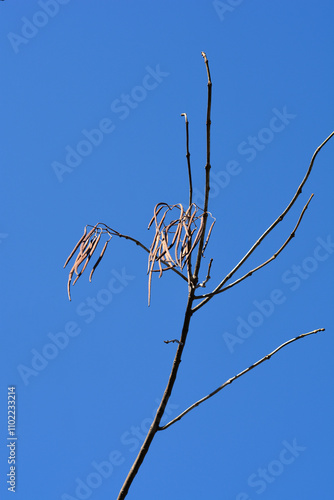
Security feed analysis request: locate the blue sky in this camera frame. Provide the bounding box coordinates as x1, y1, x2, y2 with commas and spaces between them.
0, 2, 333, 499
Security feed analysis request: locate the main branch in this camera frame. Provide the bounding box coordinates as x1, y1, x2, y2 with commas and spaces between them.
116, 290, 195, 499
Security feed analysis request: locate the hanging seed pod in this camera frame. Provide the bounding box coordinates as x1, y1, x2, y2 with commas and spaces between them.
147, 202, 215, 304
89, 239, 110, 283
64, 226, 87, 268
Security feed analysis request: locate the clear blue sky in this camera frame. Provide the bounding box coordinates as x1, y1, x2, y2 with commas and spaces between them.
1, 2, 333, 499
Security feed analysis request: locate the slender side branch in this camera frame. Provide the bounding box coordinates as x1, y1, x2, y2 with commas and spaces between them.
118, 227, 189, 284
164, 339, 183, 345
198, 258, 213, 288
195, 193, 314, 300
160, 328, 325, 430
192, 52, 212, 283
193, 131, 334, 312
181, 113, 193, 207
103, 223, 193, 284
181, 112, 194, 284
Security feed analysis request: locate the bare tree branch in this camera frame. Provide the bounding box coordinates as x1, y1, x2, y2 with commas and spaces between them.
159, 328, 325, 430
63, 51, 333, 500
192, 131, 334, 313
194, 193, 314, 300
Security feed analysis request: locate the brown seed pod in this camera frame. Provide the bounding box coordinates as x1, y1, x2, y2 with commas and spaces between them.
67, 269, 74, 301
202, 218, 215, 255
64, 226, 87, 269
89, 239, 109, 283
80, 226, 96, 253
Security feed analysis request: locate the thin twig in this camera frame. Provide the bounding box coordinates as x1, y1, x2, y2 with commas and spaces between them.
181, 112, 194, 286
195, 193, 314, 299
159, 328, 325, 430
181, 113, 192, 207
193, 131, 334, 312
198, 258, 213, 288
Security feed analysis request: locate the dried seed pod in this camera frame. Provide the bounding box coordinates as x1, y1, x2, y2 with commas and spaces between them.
202, 218, 215, 255
89, 231, 101, 257
147, 202, 215, 303
74, 251, 90, 276
89, 239, 109, 282
64, 226, 87, 268
148, 203, 168, 229
67, 269, 74, 301
148, 266, 153, 306
80, 226, 96, 253
72, 274, 81, 286
79, 250, 94, 275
